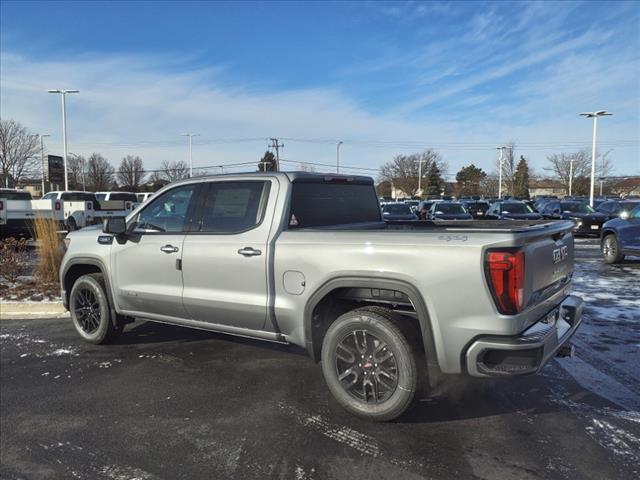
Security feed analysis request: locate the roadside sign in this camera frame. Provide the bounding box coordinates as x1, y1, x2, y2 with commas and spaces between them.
48, 155, 64, 184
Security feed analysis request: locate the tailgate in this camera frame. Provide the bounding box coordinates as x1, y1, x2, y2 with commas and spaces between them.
522, 222, 574, 308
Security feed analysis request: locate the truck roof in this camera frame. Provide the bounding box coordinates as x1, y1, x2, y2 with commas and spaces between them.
169, 171, 375, 186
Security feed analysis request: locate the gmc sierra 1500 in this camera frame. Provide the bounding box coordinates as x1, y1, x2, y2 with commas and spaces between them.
60, 172, 583, 420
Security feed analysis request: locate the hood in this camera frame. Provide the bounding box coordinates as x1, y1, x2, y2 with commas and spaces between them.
433, 213, 473, 220
503, 213, 542, 220
383, 213, 417, 221
562, 212, 607, 222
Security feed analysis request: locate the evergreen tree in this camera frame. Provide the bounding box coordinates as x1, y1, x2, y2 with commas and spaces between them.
455, 164, 487, 196
513, 156, 531, 198
425, 164, 444, 196
257, 151, 277, 172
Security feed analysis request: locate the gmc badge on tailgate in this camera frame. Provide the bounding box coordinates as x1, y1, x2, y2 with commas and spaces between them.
553, 245, 569, 264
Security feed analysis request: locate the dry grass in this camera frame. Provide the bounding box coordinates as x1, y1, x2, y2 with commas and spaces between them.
33, 216, 65, 287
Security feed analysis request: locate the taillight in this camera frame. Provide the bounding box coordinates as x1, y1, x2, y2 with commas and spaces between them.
55, 201, 61, 211
87, 202, 92, 210
485, 250, 525, 315
126, 202, 131, 210
0, 200, 3, 211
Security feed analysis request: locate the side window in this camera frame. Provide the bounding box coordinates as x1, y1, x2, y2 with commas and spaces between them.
134, 185, 196, 233
42, 193, 54, 200
197, 181, 268, 233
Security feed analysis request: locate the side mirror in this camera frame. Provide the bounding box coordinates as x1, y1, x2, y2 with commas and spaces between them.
103, 217, 126, 235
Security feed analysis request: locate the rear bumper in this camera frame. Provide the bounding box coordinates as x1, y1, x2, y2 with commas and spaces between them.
465, 295, 584, 377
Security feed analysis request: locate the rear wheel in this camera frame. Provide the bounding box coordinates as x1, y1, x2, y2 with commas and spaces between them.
321, 307, 417, 421
602, 234, 624, 264
69, 273, 122, 344
67, 217, 78, 232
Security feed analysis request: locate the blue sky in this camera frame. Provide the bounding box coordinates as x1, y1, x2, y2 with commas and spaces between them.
1, 1, 639, 177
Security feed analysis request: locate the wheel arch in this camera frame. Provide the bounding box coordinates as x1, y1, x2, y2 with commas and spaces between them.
62, 258, 118, 326
303, 276, 441, 384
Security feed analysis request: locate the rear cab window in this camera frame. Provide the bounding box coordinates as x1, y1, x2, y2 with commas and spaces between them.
289, 178, 381, 228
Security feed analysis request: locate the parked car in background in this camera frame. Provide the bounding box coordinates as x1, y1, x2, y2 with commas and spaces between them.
485, 201, 542, 220
428, 202, 473, 220
597, 200, 640, 221
93, 191, 140, 223
40, 191, 98, 231
403, 199, 420, 213
417, 200, 436, 219
459, 200, 490, 219
539, 200, 608, 235
382, 202, 418, 221
601, 205, 640, 264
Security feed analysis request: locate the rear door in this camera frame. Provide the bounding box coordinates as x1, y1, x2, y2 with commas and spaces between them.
181, 179, 276, 330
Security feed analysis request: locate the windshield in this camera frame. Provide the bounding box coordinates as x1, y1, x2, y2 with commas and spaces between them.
434, 203, 466, 214
561, 202, 595, 213
501, 203, 532, 214
384, 204, 412, 215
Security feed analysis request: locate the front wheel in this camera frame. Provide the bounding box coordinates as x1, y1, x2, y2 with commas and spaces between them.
321, 307, 417, 421
602, 234, 624, 264
69, 273, 122, 344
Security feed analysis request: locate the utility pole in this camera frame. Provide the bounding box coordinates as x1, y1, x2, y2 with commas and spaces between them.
182, 134, 199, 177
580, 111, 612, 207
48, 89, 79, 191
269, 138, 283, 171
336, 141, 343, 173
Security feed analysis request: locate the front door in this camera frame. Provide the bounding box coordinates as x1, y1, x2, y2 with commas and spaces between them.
181, 179, 276, 330
111, 183, 198, 319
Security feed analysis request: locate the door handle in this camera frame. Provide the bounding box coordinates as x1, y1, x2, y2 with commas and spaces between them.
160, 244, 179, 254
237, 247, 262, 257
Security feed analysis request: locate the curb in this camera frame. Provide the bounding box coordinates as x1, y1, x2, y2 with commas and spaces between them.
0, 302, 69, 320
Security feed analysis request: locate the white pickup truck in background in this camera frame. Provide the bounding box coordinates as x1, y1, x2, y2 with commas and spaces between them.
40, 191, 98, 231
93, 192, 139, 223
0, 189, 66, 237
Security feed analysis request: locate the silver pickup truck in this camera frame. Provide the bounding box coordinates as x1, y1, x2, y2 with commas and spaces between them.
60, 172, 583, 421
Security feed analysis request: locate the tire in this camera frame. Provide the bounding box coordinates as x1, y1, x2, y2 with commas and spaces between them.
321, 307, 418, 422
602, 234, 624, 264
67, 217, 78, 232
69, 273, 122, 344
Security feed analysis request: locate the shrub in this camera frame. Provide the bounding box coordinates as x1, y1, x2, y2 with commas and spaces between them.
0, 237, 29, 283
33, 216, 64, 287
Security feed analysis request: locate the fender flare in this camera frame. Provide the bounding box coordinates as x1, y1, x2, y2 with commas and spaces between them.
62, 257, 119, 327
303, 276, 441, 382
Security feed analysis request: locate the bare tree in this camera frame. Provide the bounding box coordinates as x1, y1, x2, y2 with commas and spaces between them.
117, 155, 146, 190
86, 153, 115, 191
0, 119, 40, 187
545, 149, 614, 195
493, 141, 518, 196
152, 160, 190, 183
379, 149, 446, 197
67, 154, 87, 190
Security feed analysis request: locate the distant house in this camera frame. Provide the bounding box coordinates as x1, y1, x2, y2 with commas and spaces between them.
608, 176, 640, 197
528, 179, 566, 198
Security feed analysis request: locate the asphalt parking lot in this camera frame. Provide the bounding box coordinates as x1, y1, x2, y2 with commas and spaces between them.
1, 238, 638, 480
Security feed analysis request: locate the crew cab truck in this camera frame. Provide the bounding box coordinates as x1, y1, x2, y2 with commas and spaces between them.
60, 172, 584, 421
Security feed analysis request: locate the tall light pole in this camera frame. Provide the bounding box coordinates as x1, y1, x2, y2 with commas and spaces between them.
568, 157, 574, 197
496, 147, 505, 199
38, 134, 50, 195
580, 111, 612, 207
417, 159, 427, 197
336, 141, 343, 174
183, 133, 199, 177
48, 89, 79, 191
